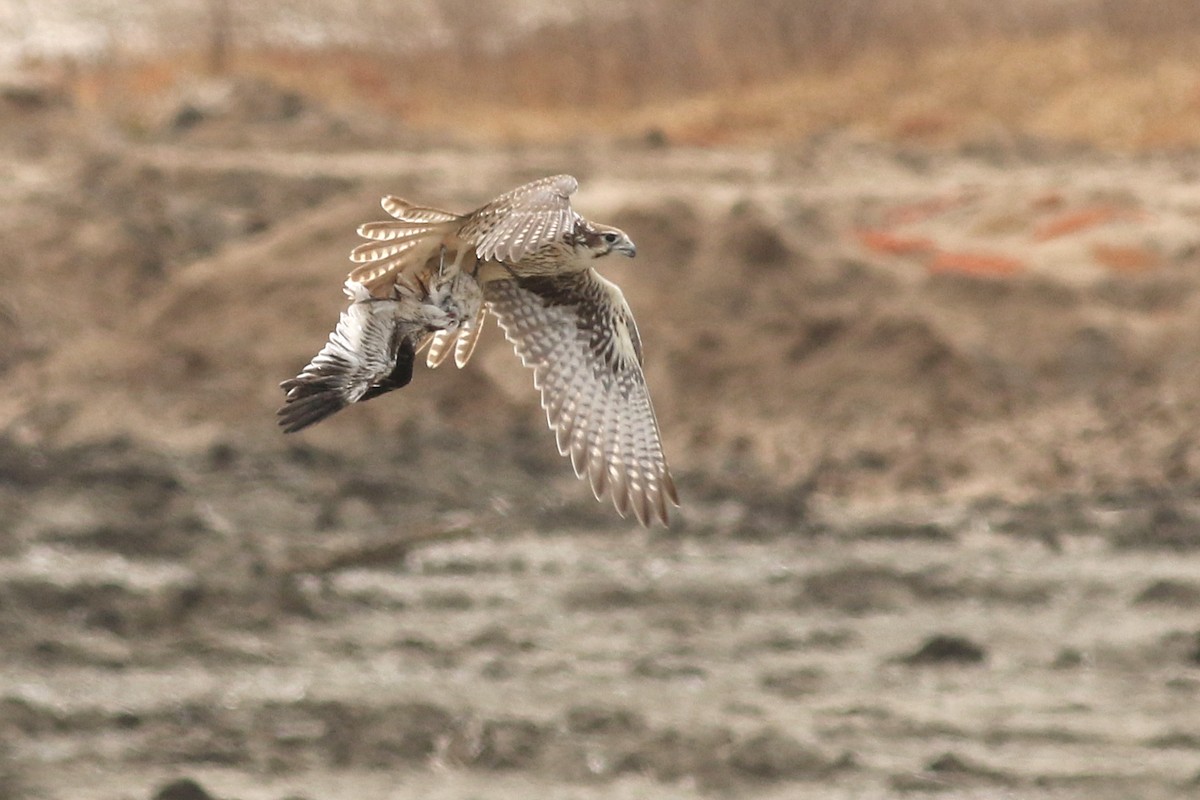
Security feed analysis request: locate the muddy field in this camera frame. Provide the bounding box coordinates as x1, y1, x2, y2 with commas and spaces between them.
4, 77, 1200, 799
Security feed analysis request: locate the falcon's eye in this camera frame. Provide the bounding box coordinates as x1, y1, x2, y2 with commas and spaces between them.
602, 232, 619, 245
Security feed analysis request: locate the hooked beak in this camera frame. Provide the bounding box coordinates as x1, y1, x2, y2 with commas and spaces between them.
614, 239, 637, 258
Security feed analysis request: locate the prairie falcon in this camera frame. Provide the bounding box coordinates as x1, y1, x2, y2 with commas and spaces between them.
283, 175, 678, 526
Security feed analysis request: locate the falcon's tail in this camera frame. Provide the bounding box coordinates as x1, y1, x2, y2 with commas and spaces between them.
347, 196, 463, 295
348, 228, 446, 295
380, 196, 459, 224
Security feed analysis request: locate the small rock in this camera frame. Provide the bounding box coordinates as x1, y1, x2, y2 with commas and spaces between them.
927, 752, 979, 773
800, 565, 923, 614
467, 624, 535, 653
855, 521, 955, 542
759, 666, 824, 698
1133, 579, 1200, 607
565, 705, 646, 735
480, 658, 513, 680
642, 127, 668, 147
729, 727, 833, 779
638, 727, 734, 785
421, 590, 473, 610
171, 104, 206, 132
152, 778, 214, 800
900, 635, 987, 665
1113, 504, 1200, 551
1188, 633, 1200, 666
475, 718, 545, 769
1051, 647, 1087, 669
631, 656, 707, 680
926, 751, 1014, 784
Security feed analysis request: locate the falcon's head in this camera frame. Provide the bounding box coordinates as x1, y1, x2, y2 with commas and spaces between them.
579, 223, 637, 260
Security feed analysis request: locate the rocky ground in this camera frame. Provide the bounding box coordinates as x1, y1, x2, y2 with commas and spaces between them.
4, 77, 1200, 799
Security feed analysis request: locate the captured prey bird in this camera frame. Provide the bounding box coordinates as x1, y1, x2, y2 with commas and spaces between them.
277, 269, 482, 433
279, 175, 678, 526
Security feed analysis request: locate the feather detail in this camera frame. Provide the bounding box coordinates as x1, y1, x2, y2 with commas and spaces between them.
485, 270, 678, 526
381, 195, 459, 223
350, 236, 428, 264
453, 303, 487, 369
425, 329, 455, 368
460, 175, 581, 263
356, 220, 444, 243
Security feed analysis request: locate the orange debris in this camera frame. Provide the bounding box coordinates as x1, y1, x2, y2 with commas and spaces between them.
856, 229, 937, 256
1033, 205, 1134, 241
1090, 243, 1162, 273
884, 194, 976, 226
928, 250, 1025, 277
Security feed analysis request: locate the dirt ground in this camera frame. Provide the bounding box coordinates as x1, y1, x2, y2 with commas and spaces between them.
5, 76, 1200, 800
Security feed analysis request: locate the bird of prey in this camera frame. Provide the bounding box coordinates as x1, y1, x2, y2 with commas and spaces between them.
278, 270, 482, 433
286, 175, 678, 526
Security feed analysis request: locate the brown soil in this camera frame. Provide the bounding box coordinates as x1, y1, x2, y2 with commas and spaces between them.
4, 77, 1200, 799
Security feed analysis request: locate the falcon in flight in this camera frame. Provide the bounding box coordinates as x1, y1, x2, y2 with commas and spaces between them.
281, 175, 678, 526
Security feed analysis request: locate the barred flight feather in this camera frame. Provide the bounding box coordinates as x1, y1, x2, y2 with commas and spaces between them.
381, 195, 459, 223
484, 270, 677, 526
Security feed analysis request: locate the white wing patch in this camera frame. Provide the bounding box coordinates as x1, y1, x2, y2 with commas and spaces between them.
485, 270, 678, 526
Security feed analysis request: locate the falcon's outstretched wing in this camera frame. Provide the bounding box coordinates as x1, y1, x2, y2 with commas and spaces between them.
485, 270, 678, 526
347, 175, 581, 294
459, 174, 581, 264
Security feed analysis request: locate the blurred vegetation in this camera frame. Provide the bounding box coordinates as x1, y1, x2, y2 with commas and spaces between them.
20, 0, 1200, 150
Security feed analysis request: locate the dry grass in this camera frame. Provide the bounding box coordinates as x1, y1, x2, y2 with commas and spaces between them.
47, 0, 1200, 151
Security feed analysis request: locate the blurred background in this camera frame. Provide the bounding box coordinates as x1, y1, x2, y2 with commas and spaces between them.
4, 2, 1200, 799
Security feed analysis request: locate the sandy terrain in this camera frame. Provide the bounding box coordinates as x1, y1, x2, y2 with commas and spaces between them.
4, 75, 1200, 800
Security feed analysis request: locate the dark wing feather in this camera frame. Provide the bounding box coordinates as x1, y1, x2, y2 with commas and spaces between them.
278, 296, 413, 432
485, 270, 678, 526
358, 338, 416, 402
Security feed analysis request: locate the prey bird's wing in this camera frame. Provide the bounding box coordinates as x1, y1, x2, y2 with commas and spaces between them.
460, 174, 581, 264
485, 270, 678, 526
277, 285, 415, 433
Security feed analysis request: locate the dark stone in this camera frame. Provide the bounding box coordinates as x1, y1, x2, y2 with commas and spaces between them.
901, 635, 987, 665
172, 105, 206, 131
728, 728, 833, 779
152, 778, 214, 800
565, 705, 646, 735
1134, 579, 1200, 607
